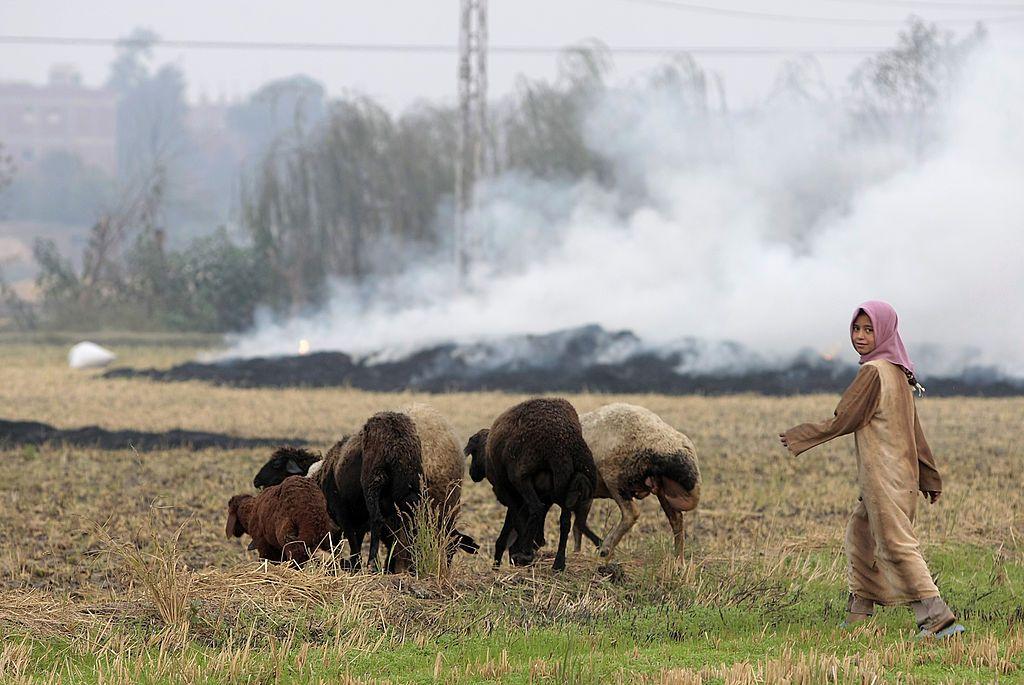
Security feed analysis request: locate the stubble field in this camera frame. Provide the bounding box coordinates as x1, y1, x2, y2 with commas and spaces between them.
1, 336, 1022, 684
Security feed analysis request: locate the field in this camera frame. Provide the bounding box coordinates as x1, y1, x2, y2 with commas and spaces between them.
1, 336, 1022, 684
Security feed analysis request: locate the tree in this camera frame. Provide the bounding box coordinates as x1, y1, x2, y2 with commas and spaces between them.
849, 16, 986, 146
0, 142, 12, 194
3, 151, 114, 224
498, 43, 611, 181
228, 75, 327, 155
107, 28, 189, 181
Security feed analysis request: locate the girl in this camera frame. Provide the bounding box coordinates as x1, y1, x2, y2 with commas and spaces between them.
779, 300, 964, 638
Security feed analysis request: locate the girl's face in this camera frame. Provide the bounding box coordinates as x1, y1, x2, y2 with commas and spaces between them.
851, 312, 876, 355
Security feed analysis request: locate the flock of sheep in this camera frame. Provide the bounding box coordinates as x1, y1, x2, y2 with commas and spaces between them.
226, 399, 702, 573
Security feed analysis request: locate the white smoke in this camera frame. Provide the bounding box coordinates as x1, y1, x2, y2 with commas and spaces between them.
222, 45, 1024, 378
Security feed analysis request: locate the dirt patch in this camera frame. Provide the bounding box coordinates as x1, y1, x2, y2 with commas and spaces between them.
0, 418, 307, 451
104, 325, 1024, 396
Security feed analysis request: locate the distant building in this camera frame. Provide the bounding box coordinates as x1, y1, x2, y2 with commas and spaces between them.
0, 64, 118, 176
187, 93, 248, 161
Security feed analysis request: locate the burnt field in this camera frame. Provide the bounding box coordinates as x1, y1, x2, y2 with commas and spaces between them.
104, 325, 1024, 396
1, 338, 1023, 683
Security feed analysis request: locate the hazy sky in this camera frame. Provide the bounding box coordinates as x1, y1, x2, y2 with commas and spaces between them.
2, 1, 1022, 110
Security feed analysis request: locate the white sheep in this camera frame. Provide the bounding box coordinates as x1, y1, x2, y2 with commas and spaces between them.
577, 403, 701, 561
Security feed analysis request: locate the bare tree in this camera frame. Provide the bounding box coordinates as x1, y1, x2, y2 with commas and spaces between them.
0, 142, 13, 195
849, 16, 986, 149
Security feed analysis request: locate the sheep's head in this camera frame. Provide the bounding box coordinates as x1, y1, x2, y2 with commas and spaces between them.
253, 446, 320, 489
464, 429, 490, 483
644, 476, 700, 512
225, 494, 253, 538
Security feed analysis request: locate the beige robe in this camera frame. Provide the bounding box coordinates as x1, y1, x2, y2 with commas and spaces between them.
785, 360, 942, 605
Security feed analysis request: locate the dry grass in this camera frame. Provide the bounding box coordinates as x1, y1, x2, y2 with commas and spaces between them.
1, 339, 1022, 682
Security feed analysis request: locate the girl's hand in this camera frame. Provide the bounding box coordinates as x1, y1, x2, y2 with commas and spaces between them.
779, 432, 789, 449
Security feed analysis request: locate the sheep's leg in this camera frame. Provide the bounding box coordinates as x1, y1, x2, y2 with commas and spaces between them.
599, 495, 640, 560
572, 499, 603, 552
657, 492, 687, 560
552, 505, 573, 572
343, 528, 365, 571
511, 477, 546, 560
364, 480, 386, 572
494, 507, 518, 567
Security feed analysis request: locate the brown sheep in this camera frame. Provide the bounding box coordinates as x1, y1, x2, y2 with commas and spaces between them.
464, 398, 599, 571
225, 476, 334, 565
578, 403, 701, 561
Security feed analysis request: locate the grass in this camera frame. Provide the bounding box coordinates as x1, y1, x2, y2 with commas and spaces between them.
1, 339, 1023, 683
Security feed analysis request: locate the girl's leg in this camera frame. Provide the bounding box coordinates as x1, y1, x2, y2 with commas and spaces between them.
912, 596, 963, 638
843, 593, 875, 627
843, 500, 880, 625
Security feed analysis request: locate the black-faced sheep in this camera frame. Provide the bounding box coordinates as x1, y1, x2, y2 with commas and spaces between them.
464, 398, 599, 572
359, 411, 424, 572
577, 403, 701, 561
225, 475, 334, 565
253, 446, 323, 489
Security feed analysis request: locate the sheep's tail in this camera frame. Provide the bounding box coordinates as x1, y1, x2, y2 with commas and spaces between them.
565, 471, 594, 510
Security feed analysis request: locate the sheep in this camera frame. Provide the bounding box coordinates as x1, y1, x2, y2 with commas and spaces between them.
404, 403, 479, 556
576, 403, 701, 561
251, 406, 478, 557
359, 411, 424, 572
225, 475, 334, 566
312, 434, 369, 570
253, 446, 323, 489
464, 397, 599, 572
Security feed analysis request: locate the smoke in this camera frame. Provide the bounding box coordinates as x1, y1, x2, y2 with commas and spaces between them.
222, 44, 1024, 378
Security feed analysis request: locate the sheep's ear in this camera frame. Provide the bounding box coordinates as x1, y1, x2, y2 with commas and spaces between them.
226, 509, 238, 538
286, 459, 304, 475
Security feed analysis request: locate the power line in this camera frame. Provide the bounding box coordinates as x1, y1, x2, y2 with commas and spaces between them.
619, 0, 1024, 25
0, 35, 890, 56
819, 0, 1024, 10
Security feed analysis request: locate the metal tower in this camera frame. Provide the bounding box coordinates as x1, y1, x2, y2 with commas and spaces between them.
454, 0, 488, 284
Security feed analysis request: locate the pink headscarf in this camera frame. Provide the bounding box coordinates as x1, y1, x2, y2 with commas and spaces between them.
851, 300, 915, 376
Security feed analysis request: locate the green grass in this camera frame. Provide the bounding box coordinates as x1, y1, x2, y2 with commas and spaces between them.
5, 545, 1023, 684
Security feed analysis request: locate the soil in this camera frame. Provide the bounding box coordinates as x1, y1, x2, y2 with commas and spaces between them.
0, 418, 307, 451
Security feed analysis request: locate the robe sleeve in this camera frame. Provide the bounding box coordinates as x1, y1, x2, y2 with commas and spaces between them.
784, 364, 881, 457
914, 411, 942, 493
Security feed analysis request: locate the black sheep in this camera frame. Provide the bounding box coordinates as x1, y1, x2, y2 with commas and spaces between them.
359, 412, 424, 573
253, 446, 323, 489
464, 398, 600, 572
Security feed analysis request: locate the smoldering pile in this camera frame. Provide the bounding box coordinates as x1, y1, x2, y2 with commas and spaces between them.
102, 325, 1023, 396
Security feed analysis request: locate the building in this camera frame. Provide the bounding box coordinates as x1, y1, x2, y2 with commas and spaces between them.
0, 65, 118, 176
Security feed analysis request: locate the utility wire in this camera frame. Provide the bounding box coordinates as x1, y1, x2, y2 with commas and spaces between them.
818, 0, 1024, 10
0, 35, 890, 56
619, 0, 1024, 25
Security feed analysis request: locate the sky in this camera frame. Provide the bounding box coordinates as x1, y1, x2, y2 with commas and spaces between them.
2, 1, 1023, 110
